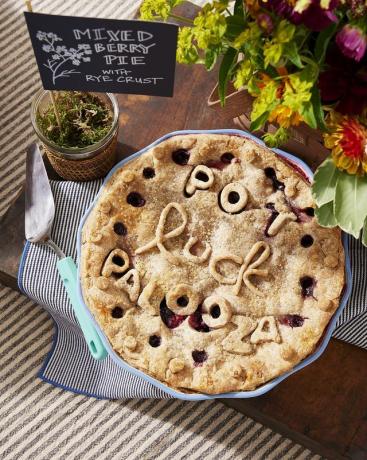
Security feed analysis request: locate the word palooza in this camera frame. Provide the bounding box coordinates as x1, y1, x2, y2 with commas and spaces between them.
24, 12, 178, 97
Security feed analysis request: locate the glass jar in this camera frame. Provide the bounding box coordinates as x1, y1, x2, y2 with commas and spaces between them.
31, 90, 119, 181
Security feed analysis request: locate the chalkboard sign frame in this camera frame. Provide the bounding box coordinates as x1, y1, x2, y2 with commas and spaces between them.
24, 12, 178, 97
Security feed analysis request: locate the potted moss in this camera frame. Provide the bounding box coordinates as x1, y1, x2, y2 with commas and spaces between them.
31, 90, 119, 181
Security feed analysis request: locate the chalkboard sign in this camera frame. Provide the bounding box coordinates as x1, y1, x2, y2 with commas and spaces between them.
24, 12, 178, 97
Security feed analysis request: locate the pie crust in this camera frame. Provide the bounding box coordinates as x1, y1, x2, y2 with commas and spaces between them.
80, 133, 345, 394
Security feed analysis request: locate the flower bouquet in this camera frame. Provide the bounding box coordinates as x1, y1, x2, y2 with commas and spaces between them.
140, 0, 367, 243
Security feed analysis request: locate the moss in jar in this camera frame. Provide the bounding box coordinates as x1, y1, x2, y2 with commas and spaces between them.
36, 91, 113, 149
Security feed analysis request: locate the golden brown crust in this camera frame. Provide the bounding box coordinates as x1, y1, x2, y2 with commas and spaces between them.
80, 133, 345, 394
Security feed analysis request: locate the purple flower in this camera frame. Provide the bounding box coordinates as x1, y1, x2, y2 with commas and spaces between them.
336, 25, 367, 62
257, 13, 274, 34
260, 0, 338, 31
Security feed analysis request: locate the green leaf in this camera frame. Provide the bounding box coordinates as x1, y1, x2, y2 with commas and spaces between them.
250, 111, 269, 131
218, 47, 237, 106
234, 0, 244, 17
225, 15, 246, 40
284, 42, 303, 69
312, 158, 341, 206
315, 202, 337, 228
300, 62, 318, 83
315, 23, 338, 64
205, 46, 219, 71
334, 172, 367, 238
300, 102, 317, 129
310, 86, 327, 131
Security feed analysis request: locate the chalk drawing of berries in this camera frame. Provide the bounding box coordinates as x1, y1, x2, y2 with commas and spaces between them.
37, 31, 92, 84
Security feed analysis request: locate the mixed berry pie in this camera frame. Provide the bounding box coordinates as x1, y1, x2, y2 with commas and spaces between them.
80, 133, 345, 394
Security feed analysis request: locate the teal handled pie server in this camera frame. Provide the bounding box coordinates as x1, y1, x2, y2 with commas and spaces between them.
25, 142, 107, 360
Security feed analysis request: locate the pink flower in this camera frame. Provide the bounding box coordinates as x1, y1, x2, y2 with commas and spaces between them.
336, 25, 367, 62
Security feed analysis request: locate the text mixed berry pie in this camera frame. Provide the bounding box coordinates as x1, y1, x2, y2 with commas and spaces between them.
80, 133, 345, 394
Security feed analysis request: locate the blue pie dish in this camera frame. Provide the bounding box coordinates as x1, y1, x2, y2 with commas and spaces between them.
76, 129, 352, 400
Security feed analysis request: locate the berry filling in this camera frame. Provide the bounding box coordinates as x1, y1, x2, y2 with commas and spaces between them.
195, 171, 209, 182
221, 152, 234, 163
264, 203, 280, 237
264, 167, 285, 191
177, 296, 189, 307
160, 298, 186, 329
112, 255, 125, 266
127, 192, 145, 207
172, 149, 190, 165
300, 276, 315, 298
113, 222, 127, 236
206, 160, 227, 170
210, 305, 221, 318
206, 153, 237, 170
111, 306, 124, 319
149, 335, 161, 347
278, 314, 305, 328
228, 191, 240, 204
188, 306, 210, 332
143, 167, 155, 179
192, 350, 208, 366
300, 234, 314, 248
287, 201, 315, 223
304, 207, 315, 217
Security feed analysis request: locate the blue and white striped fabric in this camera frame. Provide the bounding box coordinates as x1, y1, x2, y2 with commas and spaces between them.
18, 179, 365, 399
18, 180, 171, 399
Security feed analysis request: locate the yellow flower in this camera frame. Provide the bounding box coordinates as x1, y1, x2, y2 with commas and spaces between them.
193, 4, 227, 49
233, 60, 253, 89
176, 27, 199, 63
269, 105, 303, 128
140, 0, 171, 20
324, 112, 367, 175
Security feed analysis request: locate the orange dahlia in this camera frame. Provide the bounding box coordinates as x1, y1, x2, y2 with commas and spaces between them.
324, 112, 367, 175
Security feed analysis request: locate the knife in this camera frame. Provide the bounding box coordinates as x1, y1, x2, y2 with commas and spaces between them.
25, 143, 107, 360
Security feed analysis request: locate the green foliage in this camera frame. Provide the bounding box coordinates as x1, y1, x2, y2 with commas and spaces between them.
313, 159, 367, 244
218, 47, 238, 106
262, 127, 290, 147
334, 173, 367, 238
176, 27, 199, 64
312, 158, 341, 206
283, 74, 313, 112
250, 111, 270, 131
283, 42, 303, 69
139, 0, 338, 136
264, 42, 283, 67
314, 22, 338, 64
233, 60, 253, 90
275, 20, 296, 43
250, 80, 279, 120
193, 4, 227, 49
315, 202, 337, 228
140, 0, 183, 20
310, 87, 327, 131
36, 91, 113, 149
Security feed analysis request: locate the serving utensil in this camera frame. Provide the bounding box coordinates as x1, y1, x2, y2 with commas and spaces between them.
25, 142, 107, 360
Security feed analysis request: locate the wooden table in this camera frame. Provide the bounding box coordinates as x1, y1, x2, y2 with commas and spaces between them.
1, 33, 367, 460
